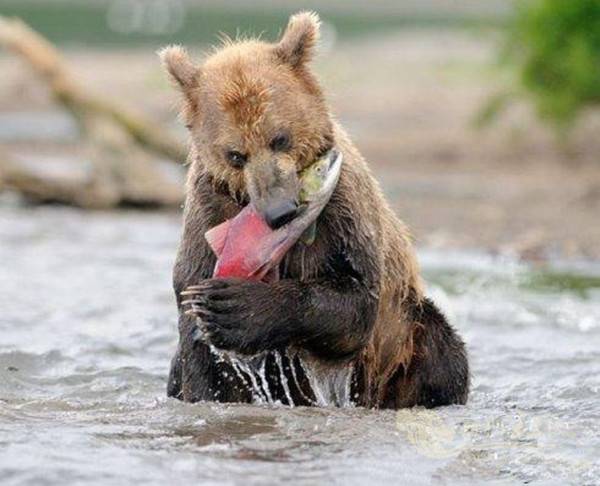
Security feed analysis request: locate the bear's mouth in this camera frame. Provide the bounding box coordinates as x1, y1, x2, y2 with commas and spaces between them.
204, 149, 343, 281
260, 148, 342, 231
208, 148, 341, 225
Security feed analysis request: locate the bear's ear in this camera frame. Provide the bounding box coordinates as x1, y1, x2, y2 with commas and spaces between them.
275, 11, 320, 68
159, 45, 200, 94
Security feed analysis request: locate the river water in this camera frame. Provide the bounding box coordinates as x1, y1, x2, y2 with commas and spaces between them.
0, 205, 598, 485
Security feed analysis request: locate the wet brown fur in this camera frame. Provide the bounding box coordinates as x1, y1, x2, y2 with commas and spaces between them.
161, 12, 469, 408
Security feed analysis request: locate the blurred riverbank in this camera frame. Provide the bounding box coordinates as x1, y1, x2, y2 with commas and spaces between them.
2, 28, 598, 260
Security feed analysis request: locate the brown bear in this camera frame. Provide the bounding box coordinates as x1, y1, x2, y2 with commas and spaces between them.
161, 11, 469, 408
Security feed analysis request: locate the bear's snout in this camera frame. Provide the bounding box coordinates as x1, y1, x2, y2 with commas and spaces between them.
244, 156, 300, 228
264, 199, 300, 229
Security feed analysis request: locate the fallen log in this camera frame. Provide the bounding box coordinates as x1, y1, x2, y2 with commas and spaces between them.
0, 16, 185, 208
0, 149, 111, 207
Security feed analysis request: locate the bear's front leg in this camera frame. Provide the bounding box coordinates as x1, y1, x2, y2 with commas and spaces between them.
181, 275, 378, 360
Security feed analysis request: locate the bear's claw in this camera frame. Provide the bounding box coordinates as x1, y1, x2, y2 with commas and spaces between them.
179, 278, 288, 355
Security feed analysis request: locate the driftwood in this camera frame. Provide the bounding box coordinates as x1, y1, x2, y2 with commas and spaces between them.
0, 148, 100, 206
0, 16, 185, 208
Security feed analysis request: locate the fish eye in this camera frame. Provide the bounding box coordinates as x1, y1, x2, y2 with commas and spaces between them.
226, 150, 248, 169
269, 132, 291, 152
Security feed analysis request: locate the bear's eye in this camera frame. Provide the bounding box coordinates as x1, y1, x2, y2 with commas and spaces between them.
269, 132, 291, 152
226, 150, 248, 169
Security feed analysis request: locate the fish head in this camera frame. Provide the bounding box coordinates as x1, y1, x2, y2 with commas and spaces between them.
299, 149, 343, 204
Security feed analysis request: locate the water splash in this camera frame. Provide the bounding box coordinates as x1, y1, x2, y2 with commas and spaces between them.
220, 349, 269, 404
297, 353, 354, 407
273, 351, 294, 406
208, 345, 354, 408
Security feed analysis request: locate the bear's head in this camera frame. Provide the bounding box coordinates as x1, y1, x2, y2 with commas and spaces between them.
160, 11, 334, 229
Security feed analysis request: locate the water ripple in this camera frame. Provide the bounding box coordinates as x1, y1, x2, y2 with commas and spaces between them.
1, 206, 599, 485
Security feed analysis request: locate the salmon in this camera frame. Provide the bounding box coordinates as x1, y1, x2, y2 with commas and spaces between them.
205, 149, 343, 281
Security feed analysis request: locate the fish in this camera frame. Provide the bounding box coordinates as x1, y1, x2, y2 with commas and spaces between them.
204, 149, 343, 281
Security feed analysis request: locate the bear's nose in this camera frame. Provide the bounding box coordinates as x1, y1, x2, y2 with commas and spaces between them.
264, 200, 299, 229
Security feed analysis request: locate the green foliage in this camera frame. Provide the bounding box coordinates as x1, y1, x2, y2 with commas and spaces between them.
503, 0, 600, 129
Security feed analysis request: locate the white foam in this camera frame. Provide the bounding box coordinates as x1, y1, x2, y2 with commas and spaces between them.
208, 346, 355, 408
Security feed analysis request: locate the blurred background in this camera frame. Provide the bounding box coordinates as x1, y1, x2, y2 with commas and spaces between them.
1, 2, 600, 485
1, 0, 598, 260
